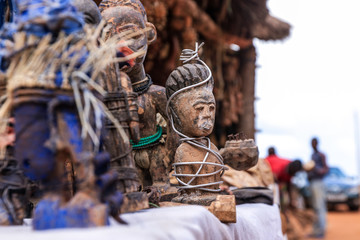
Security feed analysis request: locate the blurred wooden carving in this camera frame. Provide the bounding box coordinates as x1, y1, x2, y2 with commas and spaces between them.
100, 0, 177, 194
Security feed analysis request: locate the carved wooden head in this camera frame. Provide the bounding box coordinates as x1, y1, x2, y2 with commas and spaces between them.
72, 0, 101, 25
166, 63, 215, 137
100, 0, 157, 71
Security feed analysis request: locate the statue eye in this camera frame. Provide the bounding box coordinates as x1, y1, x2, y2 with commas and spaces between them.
195, 106, 204, 112
209, 105, 215, 111
133, 33, 143, 40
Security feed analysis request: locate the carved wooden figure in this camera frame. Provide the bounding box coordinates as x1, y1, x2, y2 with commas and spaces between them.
100, 0, 176, 193
166, 43, 259, 222
98, 0, 150, 211
0, 0, 103, 226
101, 68, 149, 212
0, 0, 129, 229
165, 45, 227, 206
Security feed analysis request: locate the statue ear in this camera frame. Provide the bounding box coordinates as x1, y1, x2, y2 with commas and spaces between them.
146, 22, 157, 44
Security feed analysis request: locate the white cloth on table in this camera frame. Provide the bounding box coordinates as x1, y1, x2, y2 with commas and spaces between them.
0, 203, 283, 240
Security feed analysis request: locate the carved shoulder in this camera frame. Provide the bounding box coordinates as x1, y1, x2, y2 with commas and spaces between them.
175, 142, 196, 163
210, 142, 219, 152
148, 84, 167, 119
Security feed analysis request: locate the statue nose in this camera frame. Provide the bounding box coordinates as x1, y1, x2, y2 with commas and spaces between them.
202, 106, 212, 118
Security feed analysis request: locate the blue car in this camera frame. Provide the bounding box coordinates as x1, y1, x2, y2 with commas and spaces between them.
292, 167, 360, 211
325, 167, 359, 211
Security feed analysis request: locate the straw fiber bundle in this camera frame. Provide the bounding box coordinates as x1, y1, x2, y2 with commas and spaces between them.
0, 22, 146, 156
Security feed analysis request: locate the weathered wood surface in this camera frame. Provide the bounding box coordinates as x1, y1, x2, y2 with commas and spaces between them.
101, 65, 149, 212
219, 138, 258, 171
100, 0, 173, 193
207, 195, 236, 223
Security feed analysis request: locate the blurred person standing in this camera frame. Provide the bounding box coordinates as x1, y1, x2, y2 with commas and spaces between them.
307, 137, 329, 239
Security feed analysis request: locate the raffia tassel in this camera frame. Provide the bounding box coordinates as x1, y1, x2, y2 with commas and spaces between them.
0, 22, 148, 151
12, 32, 26, 50
0, 100, 11, 127
0, 99, 12, 159
5, 34, 72, 93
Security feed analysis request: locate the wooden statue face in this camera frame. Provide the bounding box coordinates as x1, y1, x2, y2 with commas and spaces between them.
102, 6, 156, 73
109, 7, 147, 64
174, 85, 215, 137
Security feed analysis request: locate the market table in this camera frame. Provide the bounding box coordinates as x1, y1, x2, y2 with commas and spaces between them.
0, 203, 283, 240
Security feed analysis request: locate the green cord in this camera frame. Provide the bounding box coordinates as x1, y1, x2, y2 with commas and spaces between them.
130, 125, 163, 148
148, 202, 160, 208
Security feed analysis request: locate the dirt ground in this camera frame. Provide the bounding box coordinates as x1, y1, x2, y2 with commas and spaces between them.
309, 204, 360, 240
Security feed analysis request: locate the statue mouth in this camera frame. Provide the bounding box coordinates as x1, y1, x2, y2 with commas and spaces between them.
199, 121, 213, 131
120, 64, 130, 71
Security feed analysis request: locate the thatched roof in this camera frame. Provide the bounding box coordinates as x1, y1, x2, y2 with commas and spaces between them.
207, 0, 291, 41
251, 14, 291, 40
91, 0, 291, 143
93, 0, 291, 41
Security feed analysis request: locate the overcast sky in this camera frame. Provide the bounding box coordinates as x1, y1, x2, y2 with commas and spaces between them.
254, 0, 360, 176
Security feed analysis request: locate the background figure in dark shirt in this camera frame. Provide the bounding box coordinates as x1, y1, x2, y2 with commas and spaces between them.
307, 137, 328, 239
